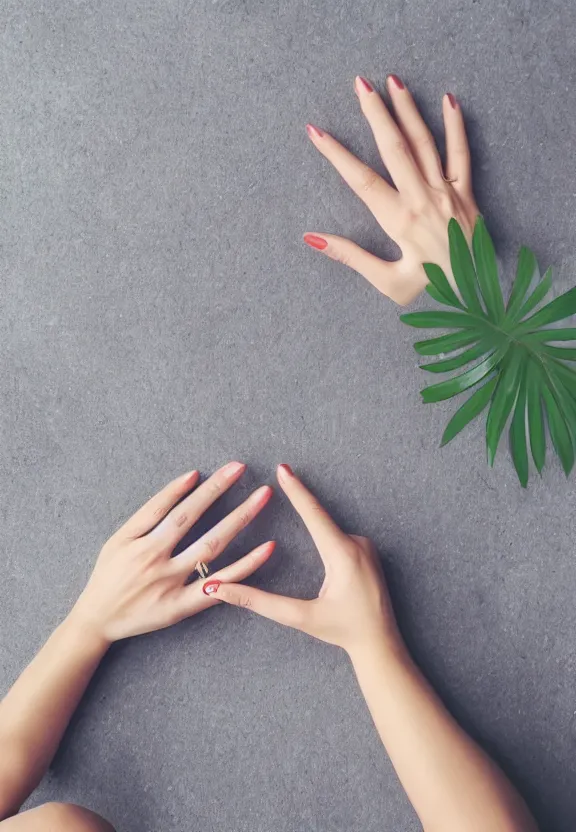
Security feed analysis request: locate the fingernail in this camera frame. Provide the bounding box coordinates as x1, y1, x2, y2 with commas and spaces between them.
278, 463, 294, 479
447, 92, 458, 110
303, 233, 328, 251
222, 461, 245, 478
389, 74, 404, 90
252, 485, 273, 503
356, 76, 374, 94
184, 470, 198, 481
306, 123, 324, 139
203, 580, 221, 596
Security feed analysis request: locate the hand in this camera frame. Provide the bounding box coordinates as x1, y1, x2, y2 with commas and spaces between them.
71, 463, 274, 643
304, 74, 479, 306
207, 464, 400, 659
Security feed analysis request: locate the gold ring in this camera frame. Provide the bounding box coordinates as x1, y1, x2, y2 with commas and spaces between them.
195, 561, 210, 579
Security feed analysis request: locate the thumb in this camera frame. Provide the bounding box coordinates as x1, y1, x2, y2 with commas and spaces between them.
303, 232, 423, 306
204, 580, 308, 631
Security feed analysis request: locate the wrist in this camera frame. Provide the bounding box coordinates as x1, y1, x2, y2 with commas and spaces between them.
65, 602, 112, 655
347, 631, 410, 673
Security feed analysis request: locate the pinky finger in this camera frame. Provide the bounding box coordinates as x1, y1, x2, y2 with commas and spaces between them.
303, 233, 425, 306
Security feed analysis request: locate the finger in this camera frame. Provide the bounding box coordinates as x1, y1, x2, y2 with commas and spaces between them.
175, 540, 276, 616
386, 74, 445, 188
354, 76, 428, 204
173, 485, 273, 574
207, 580, 308, 630
306, 123, 399, 229
276, 464, 349, 565
149, 461, 247, 547
303, 232, 424, 306
443, 93, 474, 199
115, 470, 200, 540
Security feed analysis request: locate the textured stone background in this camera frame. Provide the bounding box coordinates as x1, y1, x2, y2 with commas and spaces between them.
1, 1, 576, 830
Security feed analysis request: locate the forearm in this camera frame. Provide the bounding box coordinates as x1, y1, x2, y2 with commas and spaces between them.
0, 611, 109, 819
350, 641, 538, 832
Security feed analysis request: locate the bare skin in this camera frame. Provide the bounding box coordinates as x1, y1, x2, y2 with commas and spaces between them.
303, 75, 480, 305
0, 462, 275, 831
0, 463, 537, 831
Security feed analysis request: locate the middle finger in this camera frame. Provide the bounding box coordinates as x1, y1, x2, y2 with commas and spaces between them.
148, 460, 247, 548
172, 485, 273, 575
355, 76, 428, 204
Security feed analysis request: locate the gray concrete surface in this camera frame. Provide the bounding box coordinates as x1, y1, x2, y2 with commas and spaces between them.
1, 1, 576, 830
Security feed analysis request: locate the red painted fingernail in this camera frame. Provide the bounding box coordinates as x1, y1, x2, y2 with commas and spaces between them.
356, 76, 374, 93
447, 93, 458, 110
389, 74, 404, 90
306, 123, 324, 139
203, 580, 221, 596
303, 233, 328, 251
278, 463, 294, 478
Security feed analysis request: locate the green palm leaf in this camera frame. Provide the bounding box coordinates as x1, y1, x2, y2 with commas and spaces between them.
400, 217, 576, 485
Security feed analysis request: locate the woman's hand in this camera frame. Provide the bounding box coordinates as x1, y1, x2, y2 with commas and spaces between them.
206, 464, 400, 659
71, 462, 274, 644
304, 75, 479, 306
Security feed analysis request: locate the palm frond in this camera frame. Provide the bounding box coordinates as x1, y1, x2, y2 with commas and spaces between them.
400, 216, 576, 486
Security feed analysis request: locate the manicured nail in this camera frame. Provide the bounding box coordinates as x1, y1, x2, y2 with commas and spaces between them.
356, 76, 374, 93
184, 470, 198, 481
389, 74, 404, 90
203, 580, 221, 596
278, 463, 294, 479
306, 123, 324, 139
252, 485, 273, 503
447, 92, 458, 110
222, 461, 245, 478
303, 233, 328, 251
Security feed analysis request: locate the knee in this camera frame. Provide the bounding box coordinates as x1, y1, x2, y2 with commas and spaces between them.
16, 802, 114, 831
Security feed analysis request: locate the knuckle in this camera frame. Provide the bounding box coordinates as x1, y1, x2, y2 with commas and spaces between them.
238, 510, 252, 529
414, 132, 433, 150
359, 169, 380, 193
393, 137, 409, 156
174, 512, 188, 528
201, 537, 220, 558
307, 499, 326, 516
209, 480, 223, 498
335, 248, 352, 267
240, 595, 253, 609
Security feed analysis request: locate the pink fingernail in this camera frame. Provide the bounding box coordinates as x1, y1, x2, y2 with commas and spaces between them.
389, 74, 404, 90
356, 76, 374, 93
447, 92, 458, 110
303, 233, 328, 251
203, 580, 221, 596
306, 123, 324, 139
222, 461, 245, 478
278, 463, 294, 478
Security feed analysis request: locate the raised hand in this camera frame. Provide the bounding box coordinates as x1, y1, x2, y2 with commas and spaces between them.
304, 75, 479, 306
204, 463, 400, 659
72, 463, 274, 643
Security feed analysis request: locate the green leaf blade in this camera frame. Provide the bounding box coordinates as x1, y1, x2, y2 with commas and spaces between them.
506, 246, 538, 319
440, 378, 497, 446
414, 330, 481, 356
519, 285, 576, 332
515, 267, 552, 322
400, 310, 480, 330
542, 386, 574, 476
423, 263, 464, 309
526, 366, 546, 473
420, 340, 491, 374
472, 216, 505, 321
485, 351, 523, 466
421, 347, 507, 404
448, 219, 484, 316
509, 371, 528, 487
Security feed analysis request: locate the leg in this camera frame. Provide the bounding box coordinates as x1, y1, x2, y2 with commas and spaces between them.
0, 802, 114, 831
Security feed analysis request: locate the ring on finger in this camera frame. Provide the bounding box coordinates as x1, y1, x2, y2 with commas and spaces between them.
195, 561, 210, 579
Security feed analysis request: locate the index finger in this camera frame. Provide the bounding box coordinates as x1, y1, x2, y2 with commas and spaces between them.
276, 464, 349, 562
